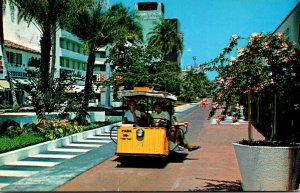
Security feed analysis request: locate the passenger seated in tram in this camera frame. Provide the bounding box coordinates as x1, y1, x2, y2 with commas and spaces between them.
137, 104, 151, 126
150, 102, 170, 127
167, 105, 200, 152
123, 100, 141, 124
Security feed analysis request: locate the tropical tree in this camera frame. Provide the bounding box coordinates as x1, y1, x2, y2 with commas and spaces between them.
105, 44, 150, 100
148, 60, 181, 94
180, 70, 212, 102
146, 19, 183, 60
12, 0, 93, 119
204, 33, 300, 142
67, 3, 142, 110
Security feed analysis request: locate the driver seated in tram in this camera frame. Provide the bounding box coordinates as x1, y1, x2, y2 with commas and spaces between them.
150, 102, 170, 127
123, 100, 141, 124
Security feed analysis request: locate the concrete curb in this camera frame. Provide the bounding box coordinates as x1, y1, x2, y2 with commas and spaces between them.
0, 103, 199, 167
0, 122, 121, 166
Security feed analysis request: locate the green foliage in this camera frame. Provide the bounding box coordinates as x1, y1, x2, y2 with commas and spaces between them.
0, 133, 46, 154
15, 69, 83, 119
0, 120, 117, 154
106, 45, 183, 96
73, 108, 90, 126
180, 70, 213, 102
146, 19, 183, 58
66, 2, 142, 109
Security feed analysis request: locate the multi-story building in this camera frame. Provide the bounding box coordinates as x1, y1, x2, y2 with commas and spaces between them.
135, 2, 165, 44
273, 2, 300, 49
135, 2, 183, 65
0, 40, 40, 104
0, 3, 112, 106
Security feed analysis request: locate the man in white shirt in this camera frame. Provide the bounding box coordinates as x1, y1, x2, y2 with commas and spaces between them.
123, 100, 141, 124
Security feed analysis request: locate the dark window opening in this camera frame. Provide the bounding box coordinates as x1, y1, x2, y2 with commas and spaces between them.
138, 2, 158, 11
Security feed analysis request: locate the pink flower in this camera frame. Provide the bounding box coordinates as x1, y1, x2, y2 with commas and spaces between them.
275, 50, 281, 56
290, 49, 297, 55
277, 32, 284, 40
216, 77, 224, 83
264, 42, 270, 49
283, 42, 289, 49
283, 56, 290, 62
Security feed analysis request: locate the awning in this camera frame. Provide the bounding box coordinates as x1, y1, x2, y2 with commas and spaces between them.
0, 80, 10, 89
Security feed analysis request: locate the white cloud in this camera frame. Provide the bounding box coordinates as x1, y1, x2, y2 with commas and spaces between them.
186, 48, 192, 52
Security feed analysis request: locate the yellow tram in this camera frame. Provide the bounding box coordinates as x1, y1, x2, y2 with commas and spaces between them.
110, 87, 181, 158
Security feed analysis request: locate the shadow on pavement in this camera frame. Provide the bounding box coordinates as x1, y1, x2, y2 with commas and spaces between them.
189, 178, 242, 192
113, 152, 188, 168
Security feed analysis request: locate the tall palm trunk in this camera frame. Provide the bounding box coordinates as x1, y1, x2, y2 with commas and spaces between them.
83, 52, 96, 110
37, 27, 52, 119
49, 26, 57, 90
0, 0, 17, 106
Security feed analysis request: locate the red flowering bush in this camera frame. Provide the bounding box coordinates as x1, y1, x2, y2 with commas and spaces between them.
205, 32, 300, 141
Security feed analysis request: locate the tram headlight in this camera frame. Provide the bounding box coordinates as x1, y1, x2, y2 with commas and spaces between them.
136, 129, 144, 138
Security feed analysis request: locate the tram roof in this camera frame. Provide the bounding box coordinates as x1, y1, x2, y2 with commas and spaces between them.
119, 87, 177, 101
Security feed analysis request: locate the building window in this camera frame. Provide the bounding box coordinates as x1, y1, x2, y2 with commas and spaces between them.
99, 65, 105, 71
60, 57, 65, 67
96, 51, 106, 58
6, 52, 22, 66
284, 28, 290, 40
66, 59, 70, 68
60, 38, 64, 49
138, 2, 158, 10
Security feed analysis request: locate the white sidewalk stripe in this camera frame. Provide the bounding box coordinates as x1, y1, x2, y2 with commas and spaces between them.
49, 148, 91, 153
65, 143, 102, 148
0, 170, 38, 177
6, 161, 60, 167
29, 154, 77, 159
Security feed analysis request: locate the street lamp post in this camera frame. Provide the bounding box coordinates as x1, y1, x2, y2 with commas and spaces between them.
192, 56, 197, 69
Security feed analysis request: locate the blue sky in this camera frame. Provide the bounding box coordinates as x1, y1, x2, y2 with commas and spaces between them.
108, 0, 300, 80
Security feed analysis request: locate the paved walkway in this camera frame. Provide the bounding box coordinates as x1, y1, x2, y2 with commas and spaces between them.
177, 105, 265, 191
55, 102, 266, 191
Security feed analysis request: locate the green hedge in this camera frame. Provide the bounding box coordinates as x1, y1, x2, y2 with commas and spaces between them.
0, 133, 47, 154
0, 121, 119, 154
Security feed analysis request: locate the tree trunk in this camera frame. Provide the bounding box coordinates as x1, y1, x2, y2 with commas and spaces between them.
37, 28, 52, 119
39, 28, 51, 92
248, 90, 253, 141
49, 26, 57, 90
0, 0, 18, 106
83, 52, 96, 110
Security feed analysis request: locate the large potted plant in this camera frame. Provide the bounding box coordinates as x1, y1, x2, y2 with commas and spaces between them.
204, 32, 300, 191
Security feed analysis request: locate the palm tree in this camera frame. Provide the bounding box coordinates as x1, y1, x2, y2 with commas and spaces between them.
12, 0, 94, 119
146, 19, 183, 60
67, 3, 142, 110
0, 0, 18, 106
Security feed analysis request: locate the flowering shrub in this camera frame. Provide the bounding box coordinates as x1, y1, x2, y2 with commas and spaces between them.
35, 118, 83, 140
204, 32, 300, 141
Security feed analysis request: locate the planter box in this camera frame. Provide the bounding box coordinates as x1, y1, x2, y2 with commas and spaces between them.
233, 142, 300, 191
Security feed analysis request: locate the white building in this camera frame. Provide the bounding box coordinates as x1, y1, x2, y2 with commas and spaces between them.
274, 2, 300, 49
1, 3, 113, 106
